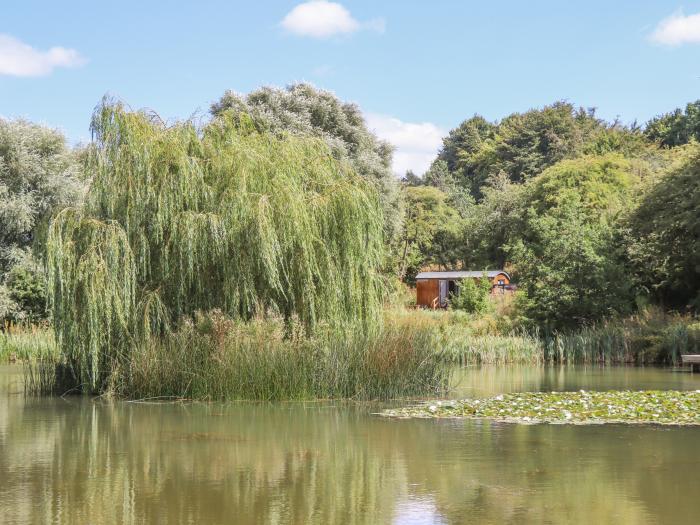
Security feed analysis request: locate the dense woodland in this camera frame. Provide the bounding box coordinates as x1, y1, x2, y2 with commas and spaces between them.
1, 86, 699, 336
403, 100, 700, 327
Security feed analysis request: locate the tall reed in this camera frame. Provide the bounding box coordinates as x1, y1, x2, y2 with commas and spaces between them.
542, 308, 700, 364
111, 313, 448, 401
0, 323, 57, 363
386, 306, 700, 366
386, 308, 543, 365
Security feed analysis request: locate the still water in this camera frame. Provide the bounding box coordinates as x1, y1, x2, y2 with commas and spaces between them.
2, 365, 700, 524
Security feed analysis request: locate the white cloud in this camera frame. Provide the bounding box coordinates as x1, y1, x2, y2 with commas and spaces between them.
650, 10, 700, 46
0, 34, 86, 77
281, 1, 384, 39
365, 113, 445, 176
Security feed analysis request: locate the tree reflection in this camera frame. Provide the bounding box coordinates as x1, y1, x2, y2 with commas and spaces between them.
1, 368, 699, 524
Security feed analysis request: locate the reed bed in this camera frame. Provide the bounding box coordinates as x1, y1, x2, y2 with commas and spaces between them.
0, 323, 57, 363
440, 333, 543, 365
128, 319, 447, 401
29, 313, 448, 400
542, 309, 700, 364
21, 307, 700, 400
387, 307, 700, 366
387, 308, 543, 365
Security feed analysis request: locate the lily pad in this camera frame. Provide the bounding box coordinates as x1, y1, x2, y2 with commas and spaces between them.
379, 390, 700, 425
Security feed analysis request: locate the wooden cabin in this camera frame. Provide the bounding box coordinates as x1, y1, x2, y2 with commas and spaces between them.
415, 270, 512, 308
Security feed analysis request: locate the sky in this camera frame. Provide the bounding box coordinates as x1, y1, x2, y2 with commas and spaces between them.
2, 1, 700, 175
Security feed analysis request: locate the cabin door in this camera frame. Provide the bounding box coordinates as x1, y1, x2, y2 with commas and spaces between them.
438, 279, 448, 307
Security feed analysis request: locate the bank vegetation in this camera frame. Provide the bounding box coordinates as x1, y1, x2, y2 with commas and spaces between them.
1, 87, 699, 400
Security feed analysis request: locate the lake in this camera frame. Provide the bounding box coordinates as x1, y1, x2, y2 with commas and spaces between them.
1, 365, 700, 524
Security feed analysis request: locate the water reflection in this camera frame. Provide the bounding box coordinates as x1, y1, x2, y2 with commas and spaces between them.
1, 366, 700, 524
449, 364, 700, 398
394, 497, 445, 525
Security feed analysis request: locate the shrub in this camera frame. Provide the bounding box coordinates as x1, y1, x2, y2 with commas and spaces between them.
0, 118, 83, 323
4, 256, 46, 323
449, 274, 492, 314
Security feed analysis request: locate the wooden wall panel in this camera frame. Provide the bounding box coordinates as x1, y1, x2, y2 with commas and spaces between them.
416, 279, 439, 307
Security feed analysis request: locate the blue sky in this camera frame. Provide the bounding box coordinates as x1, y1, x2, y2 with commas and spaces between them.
2, 1, 700, 174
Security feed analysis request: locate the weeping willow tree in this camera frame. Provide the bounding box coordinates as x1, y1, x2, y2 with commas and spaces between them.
46, 100, 384, 392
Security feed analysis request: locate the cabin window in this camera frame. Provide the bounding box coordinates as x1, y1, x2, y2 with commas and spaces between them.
498, 279, 504, 286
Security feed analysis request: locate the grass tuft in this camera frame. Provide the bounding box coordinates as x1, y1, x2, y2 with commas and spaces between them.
0, 323, 57, 363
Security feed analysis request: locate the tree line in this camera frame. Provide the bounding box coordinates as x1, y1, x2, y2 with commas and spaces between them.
1, 86, 698, 331
402, 101, 699, 328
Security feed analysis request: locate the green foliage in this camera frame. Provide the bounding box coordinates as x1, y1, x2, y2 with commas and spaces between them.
542, 308, 700, 365
420, 99, 700, 326
490, 103, 601, 182
0, 119, 82, 322
384, 307, 542, 364
508, 214, 625, 328
434, 99, 697, 326
401, 169, 423, 186
422, 159, 474, 214
419, 103, 676, 330
507, 155, 637, 328
645, 100, 700, 147
437, 115, 495, 186
449, 274, 492, 314
399, 186, 463, 280
461, 173, 523, 268
16, 91, 700, 371
435, 102, 605, 198
0, 119, 82, 266
0, 286, 17, 322
46, 99, 385, 393
523, 154, 634, 216
210, 83, 403, 257
439, 332, 542, 365
624, 144, 700, 308
4, 255, 46, 323
582, 125, 648, 156
32, 311, 449, 400
449, 153, 644, 329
